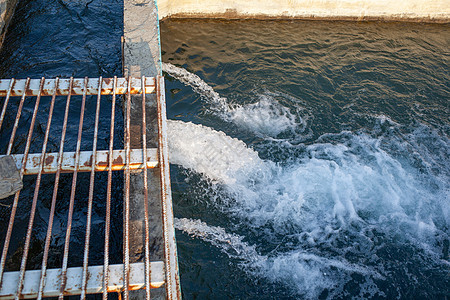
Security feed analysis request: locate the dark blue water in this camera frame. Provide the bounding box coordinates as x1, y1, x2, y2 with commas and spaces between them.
161, 20, 449, 299
0, 0, 124, 272
0, 0, 122, 78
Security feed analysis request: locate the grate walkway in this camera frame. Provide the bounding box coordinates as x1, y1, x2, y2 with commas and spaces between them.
0, 76, 179, 299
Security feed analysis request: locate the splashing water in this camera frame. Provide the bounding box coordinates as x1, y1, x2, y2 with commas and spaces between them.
163, 62, 302, 138
174, 217, 386, 298
174, 217, 265, 266
167, 114, 449, 298
162, 62, 228, 112
162, 21, 449, 298
168, 120, 266, 184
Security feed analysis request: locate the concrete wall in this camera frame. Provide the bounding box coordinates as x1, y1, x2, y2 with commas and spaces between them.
157, 0, 449, 22
0, 0, 18, 47
0, 0, 7, 31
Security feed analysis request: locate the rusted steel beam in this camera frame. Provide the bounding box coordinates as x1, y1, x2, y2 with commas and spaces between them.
0, 77, 155, 97
0, 78, 14, 130
16, 77, 59, 299
156, 76, 182, 299
141, 76, 152, 300
103, 76, 117, 300
52, 77, 73, 299
0, 262, 164, 299
80, 77, 103, 300
6, 78, 29, 155
0, 75, 168, 299
123, 76, 132, 300
4, 149, 158, 175
0, 78, 41, 286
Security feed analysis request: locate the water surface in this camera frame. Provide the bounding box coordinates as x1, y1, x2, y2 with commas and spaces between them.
161, 19, 449, 299
0, 0, 124, 272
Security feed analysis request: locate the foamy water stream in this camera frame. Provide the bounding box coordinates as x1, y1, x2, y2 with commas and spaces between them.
163, 62, 449, 298
161, 20, 449, 298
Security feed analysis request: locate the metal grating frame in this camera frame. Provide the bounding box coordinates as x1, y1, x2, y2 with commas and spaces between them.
0, 76, 180, 299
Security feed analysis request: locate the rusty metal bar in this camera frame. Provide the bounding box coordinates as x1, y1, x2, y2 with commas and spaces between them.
0, 75, 176, 299
0, 78, 15, 131
123, 77, 131, 300
5, 148, 158, 175
55, 77, 74, 298
0, 262, 165, 299
0, 78, 43, 287
58, 77, 88, 299
141, 76, 151, 300
37, 77, 65, 300
80, 77, 102, 300
6, 78, 30, 155
15, 78, 58, 300
0, 78, 155, 97
103, 76, 117, 300
156, 76, 181, 299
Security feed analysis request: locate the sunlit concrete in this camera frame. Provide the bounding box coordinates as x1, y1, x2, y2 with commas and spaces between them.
158, 0, 449, 22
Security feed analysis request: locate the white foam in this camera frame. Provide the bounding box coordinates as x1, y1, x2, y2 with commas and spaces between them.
162, 62, 228, 112
174, 217, 265, 266
163, 62, 303, 139
175, 217, 383, 298
167, 120, 266, 184
167, 120, 449, 297
224, 94, 299, 137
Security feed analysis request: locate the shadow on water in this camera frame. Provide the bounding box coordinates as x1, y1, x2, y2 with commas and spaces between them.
0, 0, 125, 280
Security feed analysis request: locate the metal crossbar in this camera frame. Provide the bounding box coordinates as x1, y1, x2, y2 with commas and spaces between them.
0, 77, 180, 299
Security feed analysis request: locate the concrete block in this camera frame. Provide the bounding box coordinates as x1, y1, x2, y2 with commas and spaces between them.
0, 155, 22, 199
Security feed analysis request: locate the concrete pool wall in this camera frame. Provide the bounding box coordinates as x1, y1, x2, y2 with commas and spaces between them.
1, 0, 448, 49
157, 0, 449, 22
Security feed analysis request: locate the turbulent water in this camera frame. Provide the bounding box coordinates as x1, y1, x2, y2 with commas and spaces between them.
1, 7, 447, 298
162, 20, 449, 299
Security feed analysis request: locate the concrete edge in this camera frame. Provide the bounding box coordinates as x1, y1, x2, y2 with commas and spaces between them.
160, 12, 450, 24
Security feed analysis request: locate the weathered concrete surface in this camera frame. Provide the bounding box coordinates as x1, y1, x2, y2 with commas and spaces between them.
0, 155, 22, 200
0, 0, 18, 48
123, 0, 166, 299
158, 0, 449, 22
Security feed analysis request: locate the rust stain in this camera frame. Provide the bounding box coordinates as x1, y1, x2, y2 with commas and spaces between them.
45, 154, 55, 165
97, 160, 108, 166
106, 287, 121, 293
1, 77, 156, 97
83, 155, 93, 167
32, 157, 40, 167
130, 87, 140, 94
113, 156, 123, 165
128, 284, 144, 290
73, 80, 82, 88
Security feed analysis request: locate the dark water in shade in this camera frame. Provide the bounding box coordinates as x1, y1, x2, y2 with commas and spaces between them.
0, 0, 122, 78
0, 0, 125, 274
161, 19, 449, 299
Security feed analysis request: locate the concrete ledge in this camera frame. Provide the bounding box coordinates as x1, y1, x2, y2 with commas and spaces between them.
157, 0, 450, 23
0, 0, 19, 48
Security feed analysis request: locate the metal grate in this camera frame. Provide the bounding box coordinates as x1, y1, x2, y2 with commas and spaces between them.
0, 76, 180, 299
